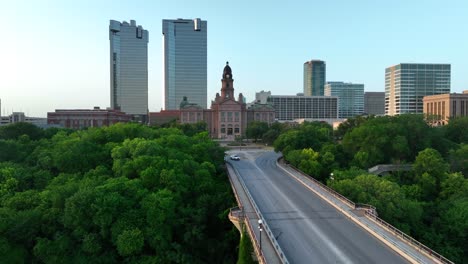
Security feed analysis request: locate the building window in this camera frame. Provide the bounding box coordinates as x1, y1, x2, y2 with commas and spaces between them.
453, 100, 457, 117
442, 101, 445, 118
228, 112, 233, 122
221, 124, 226, 134
227, 124, 233, 135
197, 112, 201, 121
234, 124, 240, 134
461, 101, 465, 117
235, 112, 239, 122
221, 112, 225, 122
256, 113, 260, 120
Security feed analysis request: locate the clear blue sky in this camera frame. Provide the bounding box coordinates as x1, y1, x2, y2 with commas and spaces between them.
1, 0, 467, 117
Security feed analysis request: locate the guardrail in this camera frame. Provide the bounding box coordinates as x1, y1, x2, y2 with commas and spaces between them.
280, 157, 453, 264
365, 211, 454, 264
226, 160, 289, 264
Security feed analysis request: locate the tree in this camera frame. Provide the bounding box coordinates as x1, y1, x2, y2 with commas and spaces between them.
449, 144, 468, 177
0, 122, 44, 141
274, 121, 332, 155
445, 116, 468, 144
246, 121, 268, 142
116, 228, 144, 256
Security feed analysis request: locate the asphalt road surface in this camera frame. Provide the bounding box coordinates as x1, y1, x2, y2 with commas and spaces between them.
230, 150, 408, 264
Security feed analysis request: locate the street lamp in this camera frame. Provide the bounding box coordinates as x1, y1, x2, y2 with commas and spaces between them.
330, 172, 334, 180
258, 219, 263, 253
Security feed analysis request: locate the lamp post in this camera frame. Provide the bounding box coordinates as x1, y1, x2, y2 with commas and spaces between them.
258, 219, 263, 254
330, 172, 334, 180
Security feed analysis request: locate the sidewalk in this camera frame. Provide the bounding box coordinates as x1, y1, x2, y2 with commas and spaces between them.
226, 163, 283, 264
278, 161, 443, 264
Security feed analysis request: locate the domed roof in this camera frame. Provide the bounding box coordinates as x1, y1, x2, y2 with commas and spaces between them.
223, 61, 232, 79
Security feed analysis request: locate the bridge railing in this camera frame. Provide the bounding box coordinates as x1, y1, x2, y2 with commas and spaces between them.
280, 157, 453, 264
226, 161, 289, 264
365, 211, 454, 264
279, 157, 356, 209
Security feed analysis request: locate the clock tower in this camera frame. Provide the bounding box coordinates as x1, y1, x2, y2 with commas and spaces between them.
221, 62, 234, 99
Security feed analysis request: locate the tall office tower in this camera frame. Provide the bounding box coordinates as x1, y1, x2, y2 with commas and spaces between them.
109, 20, 149, 122
364, 92, 385, 115
304, 60, 326, 96
325, 82, 364, 118
385, 63, 450, 115
163, 18, 207, 110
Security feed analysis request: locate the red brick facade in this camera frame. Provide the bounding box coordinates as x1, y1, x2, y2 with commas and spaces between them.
47, 108, 132, 129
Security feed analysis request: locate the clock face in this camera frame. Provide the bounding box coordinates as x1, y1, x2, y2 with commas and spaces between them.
226, 74, 230, 78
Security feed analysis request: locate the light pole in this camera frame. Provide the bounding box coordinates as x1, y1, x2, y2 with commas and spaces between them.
258, 219, 263, 254
330, 172, 334, 180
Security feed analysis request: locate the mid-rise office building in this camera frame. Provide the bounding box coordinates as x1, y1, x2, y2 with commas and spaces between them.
385, 63, 451, 115
304, 60, 326, 96
109, 19, 149, 122
163, 18, 207, 109
325, 82, 364, 118
267, 95, 338, 121
423, 90, 468, 125
364, 92, 385, 115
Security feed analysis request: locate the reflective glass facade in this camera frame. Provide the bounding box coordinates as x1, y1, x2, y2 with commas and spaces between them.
385, 63, 451, 115
304, 60, 326, 96
163, 18, 207, 109
109, 20, 149, 121
325, 82, 364, 118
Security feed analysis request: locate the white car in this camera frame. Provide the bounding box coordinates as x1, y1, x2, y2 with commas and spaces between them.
230, 155, 240, 160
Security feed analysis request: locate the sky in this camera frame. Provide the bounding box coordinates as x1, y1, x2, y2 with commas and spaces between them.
1, 0, 467, 117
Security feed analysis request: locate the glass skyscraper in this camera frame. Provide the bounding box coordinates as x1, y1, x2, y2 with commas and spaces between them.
163, 18, 207, 110
385, 63, 451, 115
304, 60, 326, 96
109, 20, 149, 121
325, 82, 364, 118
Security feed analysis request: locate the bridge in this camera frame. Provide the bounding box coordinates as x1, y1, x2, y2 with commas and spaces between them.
226, 149, 452, 264
368, 164, 413, 176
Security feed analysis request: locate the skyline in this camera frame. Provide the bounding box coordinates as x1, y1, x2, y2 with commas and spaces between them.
1, 0, 467, 117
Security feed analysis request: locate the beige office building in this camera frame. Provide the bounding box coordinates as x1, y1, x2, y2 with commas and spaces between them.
423, 90, 468, 125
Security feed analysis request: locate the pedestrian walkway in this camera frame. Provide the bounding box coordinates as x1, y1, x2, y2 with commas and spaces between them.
278, 160, 450, 264
226, 163, 283, 264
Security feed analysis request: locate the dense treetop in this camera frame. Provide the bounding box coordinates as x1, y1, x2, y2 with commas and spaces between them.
0, 122, 238, 263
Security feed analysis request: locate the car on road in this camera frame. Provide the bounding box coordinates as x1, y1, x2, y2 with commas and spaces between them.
230, 155, 240, 160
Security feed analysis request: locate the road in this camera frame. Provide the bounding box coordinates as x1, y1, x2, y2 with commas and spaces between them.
229, 150, 408, 264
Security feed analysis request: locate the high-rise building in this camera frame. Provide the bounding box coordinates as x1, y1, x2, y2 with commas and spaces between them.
364, 92, 385, 115
325, 82, 364, 118
385, 63, 450, 115
109, 20, 149, 122
304, 60, 326, 96
163, 18, 207, 110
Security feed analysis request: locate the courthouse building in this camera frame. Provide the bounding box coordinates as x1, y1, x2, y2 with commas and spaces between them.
150, 63, 275, 139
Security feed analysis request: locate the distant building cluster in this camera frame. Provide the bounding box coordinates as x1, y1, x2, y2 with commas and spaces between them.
4, 18, 465, 132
